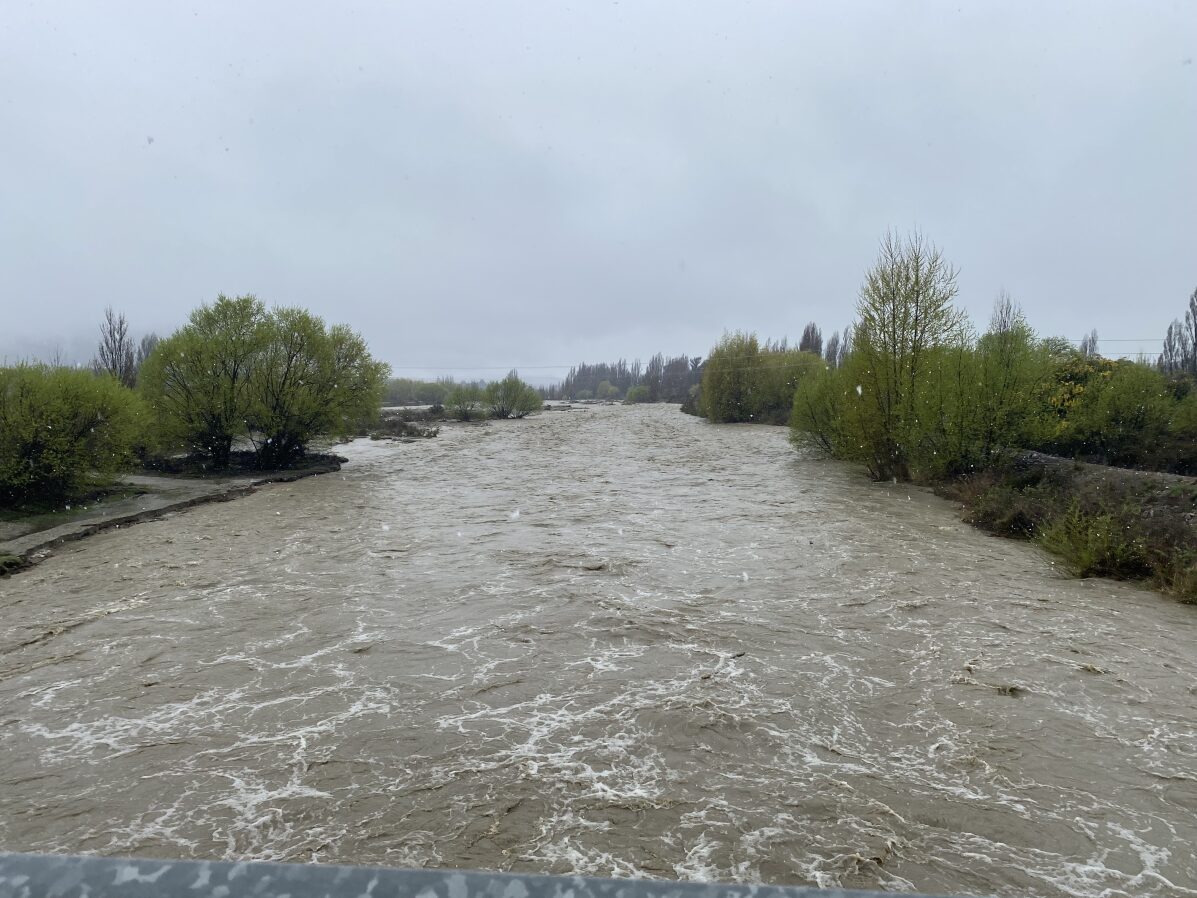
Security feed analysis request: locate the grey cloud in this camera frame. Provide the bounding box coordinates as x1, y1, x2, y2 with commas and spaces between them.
1, 1, 1193, 375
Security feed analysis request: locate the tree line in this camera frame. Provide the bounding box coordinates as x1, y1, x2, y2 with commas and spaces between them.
787, 232, 1196, 481
543, 353, 704, 403
690, 230, 1195, 480
691, 228, 1197, 600
1, 295, 389, 508
383, 377, 455, 407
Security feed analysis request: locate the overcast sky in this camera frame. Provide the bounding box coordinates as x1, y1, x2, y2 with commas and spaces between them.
2, 1, 1194, 380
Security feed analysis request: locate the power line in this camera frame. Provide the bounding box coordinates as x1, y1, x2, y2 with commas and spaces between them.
389, 340, 1168, 372
388, 364, 579, 371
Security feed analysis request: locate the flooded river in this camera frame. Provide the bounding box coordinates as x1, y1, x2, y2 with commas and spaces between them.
1, 405, 1194, 897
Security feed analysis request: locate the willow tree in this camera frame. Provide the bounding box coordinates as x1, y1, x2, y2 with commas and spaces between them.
851, 230, 968, 480
139, 295, 267, 468
141, 295, 388, 468
251, 309, 389, 467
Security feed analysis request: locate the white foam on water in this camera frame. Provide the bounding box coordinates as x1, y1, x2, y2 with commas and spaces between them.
3, 404, 1196, 894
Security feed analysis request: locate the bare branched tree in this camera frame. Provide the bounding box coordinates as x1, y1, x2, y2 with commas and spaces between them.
838, 324, 853, 367
989, 289, 1021, 335
1157, 287, 1197, 376
1184, 288, 1197, 377
1079, 329, 1100, 358
47, 345, 69, 369
134, 332, 160, 383
93, 307, 137, 387
137, 332, 159, 366
1159, 319, 1185, 374
799, 322, 823, 356
823, 331, 841, 368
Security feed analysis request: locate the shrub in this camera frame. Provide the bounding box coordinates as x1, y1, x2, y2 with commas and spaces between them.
966, 481, 1055, 538
1154, 552, 1197, 603
485, 371, 542, 419
1038, 502, 1152, 579
943, 457, 1197, 601
446, 384, 485, 420
0, 365, 145, 507
790, 365, 852, 455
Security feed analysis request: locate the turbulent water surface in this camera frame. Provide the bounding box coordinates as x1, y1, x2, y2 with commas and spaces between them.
1, 405, 1195, 897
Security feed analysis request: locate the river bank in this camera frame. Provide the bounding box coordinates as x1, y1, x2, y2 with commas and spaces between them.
935, 451, 1197, 603
0, 455, 344, 577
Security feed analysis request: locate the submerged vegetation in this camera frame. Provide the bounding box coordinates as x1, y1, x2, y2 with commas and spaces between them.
384, 371, 544, 423
484, 371, 543, 419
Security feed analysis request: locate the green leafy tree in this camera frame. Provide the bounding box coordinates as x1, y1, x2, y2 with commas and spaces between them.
250, 309, 389, 467
1063, 361, 1173, 466
754, 344, 824, 425
0, 365, 145, 506
701, 333, 821, 424
851, 230, 969, 479
138, 295, 267, 468
134, 332, 160, 385
791, 364, 852, 454
140, 295, 388, 468
700, 332, 762, 422
975, 293, 1045, 461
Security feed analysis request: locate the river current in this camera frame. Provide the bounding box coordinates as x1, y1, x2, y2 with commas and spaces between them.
1, 405, 1194, 897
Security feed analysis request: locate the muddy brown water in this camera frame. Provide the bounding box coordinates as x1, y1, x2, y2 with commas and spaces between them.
1, 405, 1194, 897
